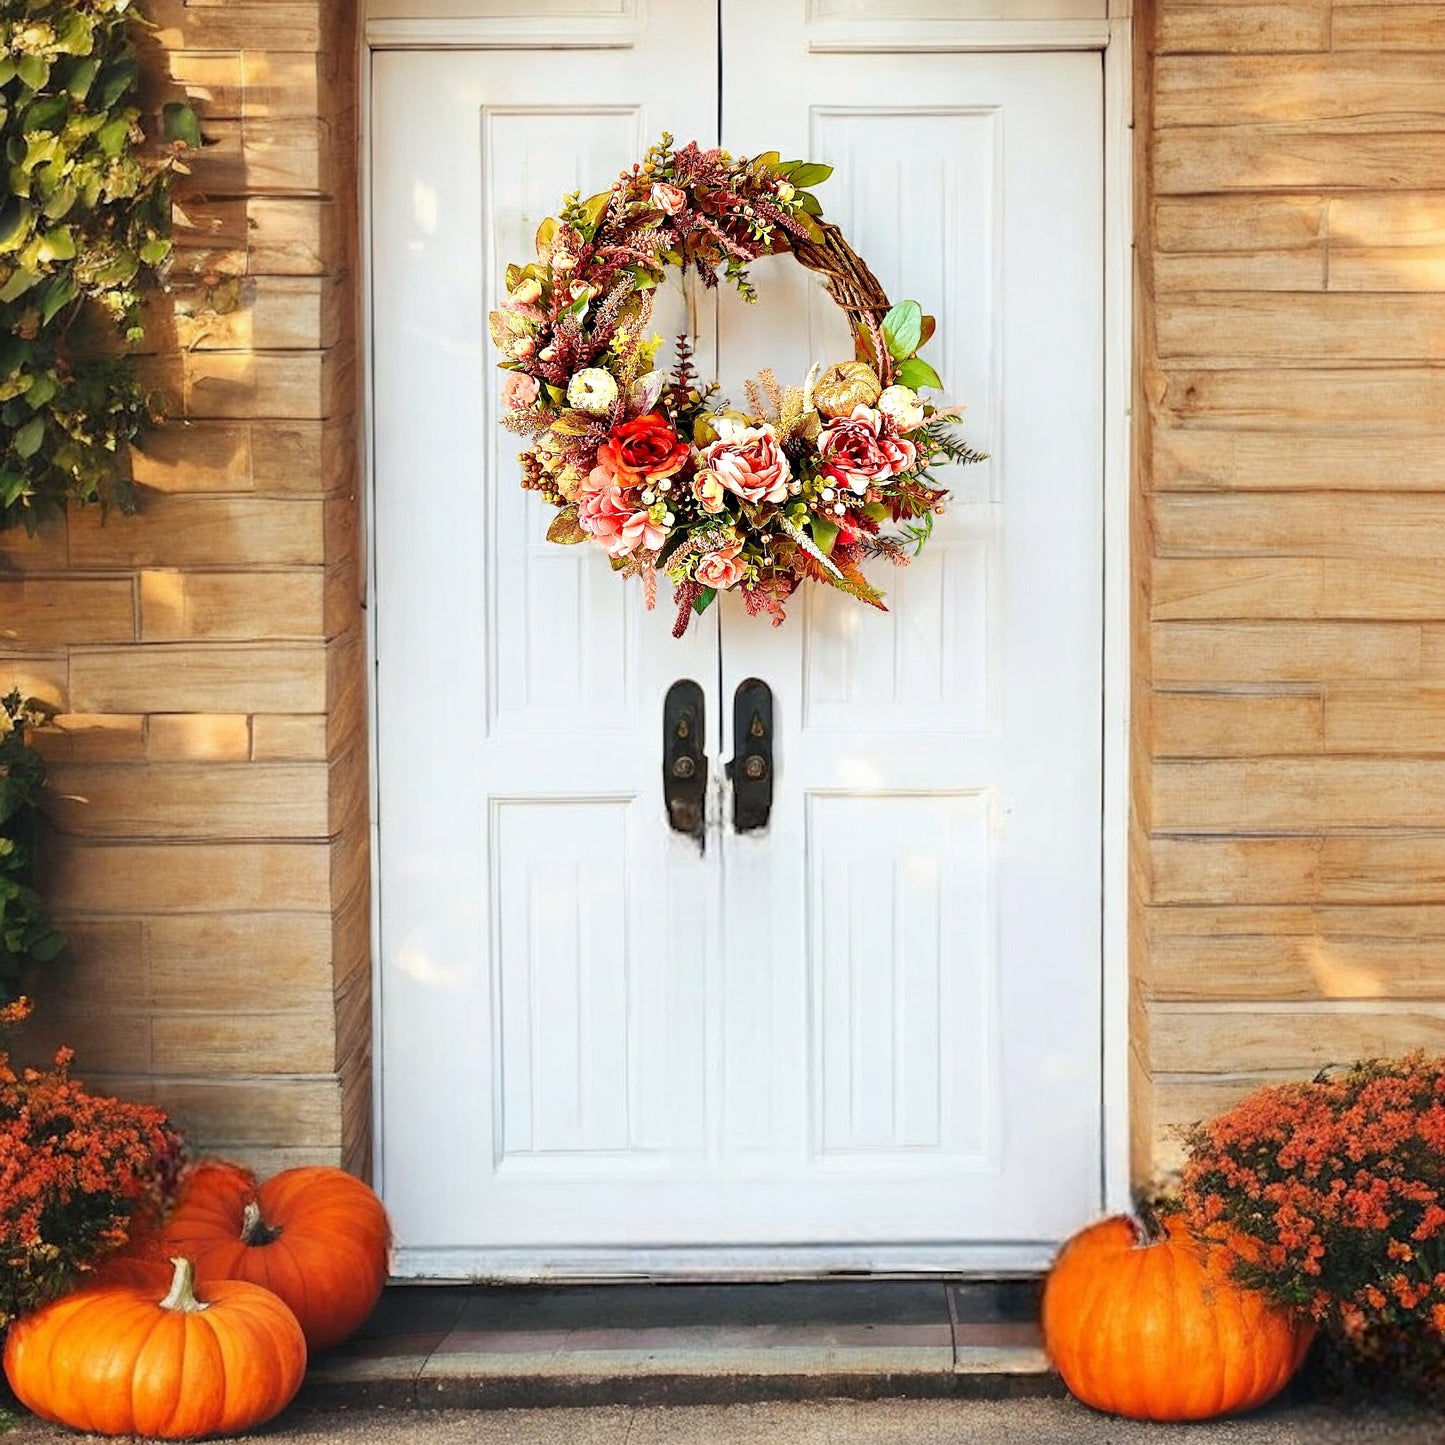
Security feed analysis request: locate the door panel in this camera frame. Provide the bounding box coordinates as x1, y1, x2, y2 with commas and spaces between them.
371, 22, 721, 1260
372, 6, 1104, 1270
718, 26, 1104, 1241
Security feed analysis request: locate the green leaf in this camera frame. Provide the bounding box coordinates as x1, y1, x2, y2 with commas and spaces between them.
692, 586, 717, 615
95, 58, 140, 110
582, 190, 611, 230
882, 300, 923, 361
36, 226, 75, 263
0, 59, 15, 88
40, 181, 77, 222
787, 162, 833, 188
163, 102, 203, 149
810, 516, 839, 555
139, 236, 172, 266
38, 274, 75, 325
14, 415, 45, 459
0, 200, 34, 253
752, 150, 782, 173
535, 216, 558, 254
896, 357, 943, 391
796, 192, 823, 217
0, 267, 40, 303
15, 55, 50, 93
97, 115, 131, 158
23, 372, 57, 409
67, 56, 101, 100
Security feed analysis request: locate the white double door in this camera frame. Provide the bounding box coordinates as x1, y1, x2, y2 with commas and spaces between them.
371, 2, 1104, 1275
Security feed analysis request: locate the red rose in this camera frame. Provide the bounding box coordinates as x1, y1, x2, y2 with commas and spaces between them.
597, 413, 690, 488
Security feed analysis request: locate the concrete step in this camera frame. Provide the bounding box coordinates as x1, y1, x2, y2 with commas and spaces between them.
301, 1279, 1061, 1410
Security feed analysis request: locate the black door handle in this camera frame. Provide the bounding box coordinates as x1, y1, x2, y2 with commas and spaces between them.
663, 679, 707, 846
728, 678, 773, 833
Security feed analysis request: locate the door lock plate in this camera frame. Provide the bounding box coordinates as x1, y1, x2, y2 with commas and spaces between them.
663, 679, 707, 845
729, 678, 773, 832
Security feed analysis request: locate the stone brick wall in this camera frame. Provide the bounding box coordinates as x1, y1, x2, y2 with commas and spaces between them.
0, 0, 369, 1177
1133, 0, 1445, 1172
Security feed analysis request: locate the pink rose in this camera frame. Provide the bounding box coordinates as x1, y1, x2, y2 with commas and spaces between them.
700, 424, 791, 506
693, 468, 729, 514
696, 538, 748, 589
501, 372, 540, 412
651, 182, 687, 215
818, 405, 918, 493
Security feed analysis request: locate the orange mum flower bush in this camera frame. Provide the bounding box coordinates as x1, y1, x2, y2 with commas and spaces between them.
1181, 1054, 1445, 1395
0, 1011, 183, 1328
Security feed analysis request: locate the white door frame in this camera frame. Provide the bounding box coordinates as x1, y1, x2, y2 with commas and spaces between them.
359, 0, 1136, 1268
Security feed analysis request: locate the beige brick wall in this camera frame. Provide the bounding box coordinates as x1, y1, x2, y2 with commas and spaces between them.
1134, 0, 1445, 1175
0, 0, 369, 1177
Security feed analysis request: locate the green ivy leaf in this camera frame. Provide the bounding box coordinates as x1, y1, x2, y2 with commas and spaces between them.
0, 200, 34, 253
14, 415, 45, 459
66, 57, 101, 100
15, 55, 50, 93
896, 356, 943, 391
692, 586, 717, 615
882, 300, 923, 361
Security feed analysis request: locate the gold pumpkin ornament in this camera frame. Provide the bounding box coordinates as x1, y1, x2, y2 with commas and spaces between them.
813, 361, 881, 418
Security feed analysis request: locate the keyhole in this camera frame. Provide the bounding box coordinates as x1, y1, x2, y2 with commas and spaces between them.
676, 715, 691, 740
672, 755, 697, 779
749, 712, 765, 739
744, 755, 767, 781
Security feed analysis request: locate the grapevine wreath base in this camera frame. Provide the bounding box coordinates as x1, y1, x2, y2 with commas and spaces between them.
491, 135, 985, 634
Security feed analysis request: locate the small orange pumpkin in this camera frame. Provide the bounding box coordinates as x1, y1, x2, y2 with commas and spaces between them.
3, 1257, 306, 1439
162, 1164, 391, 1351
1041, 1214, 1313, 1421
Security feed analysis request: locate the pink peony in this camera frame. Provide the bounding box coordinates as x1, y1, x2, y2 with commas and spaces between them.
651, 182, 687, 215
501, 372, 540, 412
621, 509, 668, 554
700, 423, 791, 506
696, 538, 748, 589
818, 405, 918, 493
577, 468, 634, 555
577, 468, 666, 557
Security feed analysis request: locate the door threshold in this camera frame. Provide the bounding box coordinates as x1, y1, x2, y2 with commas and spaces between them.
302, 1277, 1058, 1410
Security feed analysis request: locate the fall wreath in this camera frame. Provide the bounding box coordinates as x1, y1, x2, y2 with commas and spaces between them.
491, 134, 985, 633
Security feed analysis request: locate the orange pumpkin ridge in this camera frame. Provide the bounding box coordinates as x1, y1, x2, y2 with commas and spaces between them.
1041, 1213, 1313, 1423
161, 1164, 391, 1351
3, 1258, 306, 1440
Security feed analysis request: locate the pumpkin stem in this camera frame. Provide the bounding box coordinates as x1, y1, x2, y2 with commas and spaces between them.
158, 1257, 211, 1314
239, 1199, 284, 1246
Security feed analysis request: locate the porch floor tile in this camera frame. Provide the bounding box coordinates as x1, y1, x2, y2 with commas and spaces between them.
303, 1279, 1058, 1409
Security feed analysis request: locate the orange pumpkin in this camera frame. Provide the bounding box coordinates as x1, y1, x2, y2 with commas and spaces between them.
162, 1164, 391, 1351
1041, 1214, 1313, 1421
3, 1257, 306, 1439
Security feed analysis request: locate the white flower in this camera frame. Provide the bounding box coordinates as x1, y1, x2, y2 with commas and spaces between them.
877, 384, 925, 432
567, 368, 619, 415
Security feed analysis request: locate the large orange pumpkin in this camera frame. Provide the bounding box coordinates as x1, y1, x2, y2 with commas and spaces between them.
1041, 1214, 1313, 1421
162, 1164, 391, 1351
3, 1257, 306, 1439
